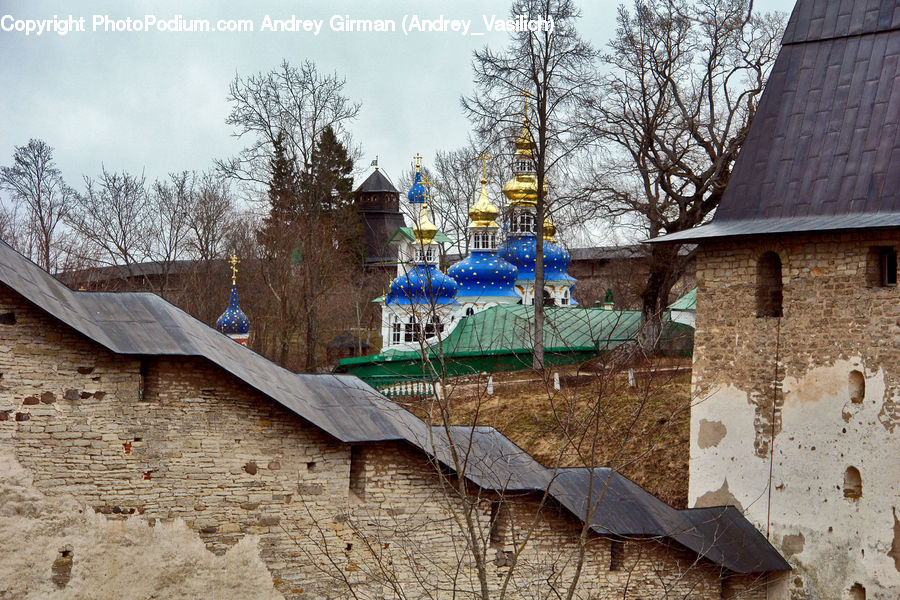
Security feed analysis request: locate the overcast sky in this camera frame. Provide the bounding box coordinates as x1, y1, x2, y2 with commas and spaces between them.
0, 0, 796, 204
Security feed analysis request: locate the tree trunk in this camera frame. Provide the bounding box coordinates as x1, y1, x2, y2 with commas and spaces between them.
533, 206, 545, 371
638, 243, 685, 355
304, 305, 318, 371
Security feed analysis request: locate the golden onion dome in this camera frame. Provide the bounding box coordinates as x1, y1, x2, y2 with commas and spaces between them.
469, 177, 500, 229
515, 117, 535, 156
415, 202, 438, 244
543, 218, 557, 242
502, 173, 547, 206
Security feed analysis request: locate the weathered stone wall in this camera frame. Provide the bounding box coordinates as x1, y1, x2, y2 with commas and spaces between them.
0, 282, 763, 598
690, 231, 900, 599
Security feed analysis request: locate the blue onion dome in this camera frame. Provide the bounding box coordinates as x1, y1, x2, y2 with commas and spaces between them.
543, 241, 576, 283
542, 219, 575, 283
448, 253, 519, 299
386, 264, 459, 306
216, 284, 251, 335
498, 236, 537, 281
408, 156, 427, 204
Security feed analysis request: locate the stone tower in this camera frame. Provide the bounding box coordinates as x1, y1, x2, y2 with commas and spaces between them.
654, 1, 900, 598
354, 167, 406, 273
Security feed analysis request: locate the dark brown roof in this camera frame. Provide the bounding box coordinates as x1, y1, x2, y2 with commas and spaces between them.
354, 169, 399, 195
654, 0, 900, 243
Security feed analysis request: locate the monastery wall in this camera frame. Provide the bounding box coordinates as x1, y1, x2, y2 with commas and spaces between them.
0, 282, 763, 599
690, 230, 900, 599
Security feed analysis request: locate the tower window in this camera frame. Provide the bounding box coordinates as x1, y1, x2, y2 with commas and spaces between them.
848, 583, 866, 600
849, 370, 865, 404
415, 246, 436, 263
756, 251, 783, 317
844, 466, 862, 499
511, 213, 534, 235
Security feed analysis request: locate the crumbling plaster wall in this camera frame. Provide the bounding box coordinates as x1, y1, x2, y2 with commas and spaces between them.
690, 232, 900, 599
0, 444, 284, 599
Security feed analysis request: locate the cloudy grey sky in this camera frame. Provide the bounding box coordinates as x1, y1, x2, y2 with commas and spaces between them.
0, 0, 796, 196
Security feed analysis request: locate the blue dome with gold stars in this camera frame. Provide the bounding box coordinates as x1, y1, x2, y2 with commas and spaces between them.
447, 253, 518, 299
216, 285, 251, 335
386, 264, 459, 306
543, 240, 576, 284
498, 237, 576, 284
408, 168, 426, 204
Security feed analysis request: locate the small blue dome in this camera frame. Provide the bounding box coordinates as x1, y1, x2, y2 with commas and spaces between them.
216, 285, 251, 335
498, 237, 576, 284
543, 240, 576, 283
386, 264, 458, 305
447, 252, 519, 299
408, 169, 426, 204
498, 236, 537, 280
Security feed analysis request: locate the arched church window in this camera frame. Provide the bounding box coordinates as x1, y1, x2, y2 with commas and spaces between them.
465, 307, 475, 317
756, 252, 783, 317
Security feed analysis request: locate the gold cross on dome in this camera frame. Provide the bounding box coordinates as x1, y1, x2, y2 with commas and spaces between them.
519, 89, 535, 119
421, 174, 434, 200
413, 153, 423, 169
229, 254, 240, 285
477, 153, 490, 178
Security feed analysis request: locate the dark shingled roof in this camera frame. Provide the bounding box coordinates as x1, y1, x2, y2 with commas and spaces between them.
0, 239, 788, 574
654, 0, 900, 243
354, 169, 399, 195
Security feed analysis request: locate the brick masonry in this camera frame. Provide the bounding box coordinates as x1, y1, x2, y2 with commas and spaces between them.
690, 230, 900, 599
0, 282, 767, 599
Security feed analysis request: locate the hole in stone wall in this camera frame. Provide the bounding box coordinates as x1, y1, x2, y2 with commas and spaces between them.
0, 312, 16, 325
51, 547, 73, 588
307, 461, 317, 472
609, 538, 625, 571
848, 582, 866, 600
139, 359, 148, 401
488, 501, 503, 545
756, 252, 783, 317
844, 467, 862, 499
849, 371, 865, 404
349, 446, 366, 501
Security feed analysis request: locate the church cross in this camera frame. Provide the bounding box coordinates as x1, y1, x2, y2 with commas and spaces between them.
229, 254, 240, 286
477, 153, 490, 179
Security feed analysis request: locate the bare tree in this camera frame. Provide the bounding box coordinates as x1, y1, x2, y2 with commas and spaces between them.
185, 172, 235, 262
430, 143, 507, 256
0, 139, 75, 272
218, 59, 361, 186
149, 172, 194, 295
585, 0, 784, 352
464, 0, 597, 369
68, 167, 150, 277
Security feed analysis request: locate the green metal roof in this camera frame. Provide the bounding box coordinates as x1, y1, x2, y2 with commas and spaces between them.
386, 226, 453, 245
339, 305, 643, 367
668, 288, 696, 311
